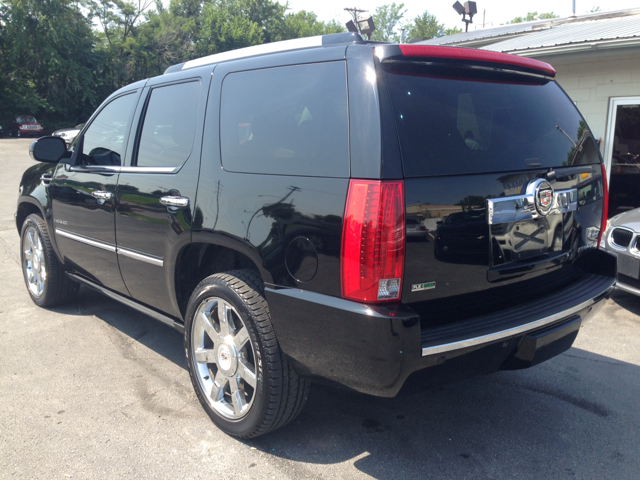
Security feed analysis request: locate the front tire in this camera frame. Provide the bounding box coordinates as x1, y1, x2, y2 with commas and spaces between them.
20, 214, 78, 307
184, 270, 309, 438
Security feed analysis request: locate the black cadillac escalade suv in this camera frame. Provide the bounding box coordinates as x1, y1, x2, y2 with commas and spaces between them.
17, 33, 616, 438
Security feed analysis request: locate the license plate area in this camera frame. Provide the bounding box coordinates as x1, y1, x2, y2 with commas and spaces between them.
490, 214, 564, 264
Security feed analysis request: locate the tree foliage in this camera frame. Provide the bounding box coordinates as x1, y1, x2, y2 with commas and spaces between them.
371, 2, 406, 42
0, 1, 455, 130
507, 11, 559, 24
404, 11, 462, 41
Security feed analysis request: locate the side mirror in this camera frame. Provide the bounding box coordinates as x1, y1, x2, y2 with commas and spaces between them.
29, 136, 67, 163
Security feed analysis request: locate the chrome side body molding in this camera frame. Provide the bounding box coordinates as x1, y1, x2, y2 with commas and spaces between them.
55, 228, 117, 252
55, 228, 163, 267
68, 165, 178, 174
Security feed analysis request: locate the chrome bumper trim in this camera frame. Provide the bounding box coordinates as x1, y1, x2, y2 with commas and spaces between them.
422, 296, 599, 356
616, 282, 640, 296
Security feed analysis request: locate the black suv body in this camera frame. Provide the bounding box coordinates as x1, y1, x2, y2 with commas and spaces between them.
17, 33, 616, 437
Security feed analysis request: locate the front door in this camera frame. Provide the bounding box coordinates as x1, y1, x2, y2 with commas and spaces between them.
50, 90, 141, 294
115, 69, 211, 318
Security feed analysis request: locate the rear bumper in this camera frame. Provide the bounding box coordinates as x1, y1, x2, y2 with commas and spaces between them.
266, 273, 616, 398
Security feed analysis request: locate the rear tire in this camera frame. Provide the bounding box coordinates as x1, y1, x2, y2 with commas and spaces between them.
20, 214, 78, 307
184, 269, 309, 438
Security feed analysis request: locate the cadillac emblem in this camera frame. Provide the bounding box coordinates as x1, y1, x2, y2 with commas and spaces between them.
534, 180, 554, 216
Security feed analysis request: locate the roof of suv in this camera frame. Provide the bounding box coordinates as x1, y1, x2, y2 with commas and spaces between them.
164, 32, 556, 78
164, 32, 367, 74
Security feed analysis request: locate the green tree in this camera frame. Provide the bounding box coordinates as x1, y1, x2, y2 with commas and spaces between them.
0, 0, 99, 127
405, 11, 444, 40
507, 11, 559, 24
444, 26, 463, 35
274, 11, 345, 41
371, 3, 406, 42
195, 0, 263, 57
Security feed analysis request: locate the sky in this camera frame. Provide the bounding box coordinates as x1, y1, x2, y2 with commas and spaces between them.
279, 0, 640, 30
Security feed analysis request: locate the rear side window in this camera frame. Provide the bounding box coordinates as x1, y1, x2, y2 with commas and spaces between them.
382, 62, 601, 177
136, 81, 201, 168
220, 62, 349, 177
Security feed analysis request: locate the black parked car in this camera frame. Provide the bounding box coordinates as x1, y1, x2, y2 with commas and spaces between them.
17, 33, 616, 438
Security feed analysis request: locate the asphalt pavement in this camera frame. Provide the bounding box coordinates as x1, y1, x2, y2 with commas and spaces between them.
1, 138, 640, 479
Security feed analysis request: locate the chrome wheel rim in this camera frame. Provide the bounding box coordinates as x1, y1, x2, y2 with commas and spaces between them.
191, 297, 257, 420
23, 226, 46, 297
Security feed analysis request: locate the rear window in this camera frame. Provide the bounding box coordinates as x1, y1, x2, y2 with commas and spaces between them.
220, 62, 349, 177
382, 61, 600, 177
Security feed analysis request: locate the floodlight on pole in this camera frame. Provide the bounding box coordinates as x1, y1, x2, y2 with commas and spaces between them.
344, 7, 376, 40
452, 1, 477, 32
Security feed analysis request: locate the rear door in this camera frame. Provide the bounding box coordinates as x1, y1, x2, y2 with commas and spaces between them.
114, 67, 212, 318
379, 55, 605, 323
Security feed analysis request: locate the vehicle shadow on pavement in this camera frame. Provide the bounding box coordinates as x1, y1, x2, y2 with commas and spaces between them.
56, 286, 640, 479
55, 285, 187, 370
246, 348, 640, 479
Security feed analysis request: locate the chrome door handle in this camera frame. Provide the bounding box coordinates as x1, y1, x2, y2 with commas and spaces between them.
160, 196, 189, 208
91, 190, 113, 200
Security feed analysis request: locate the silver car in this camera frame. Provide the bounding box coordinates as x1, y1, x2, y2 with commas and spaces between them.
602, 208, 640, 295
52, 123, 84, 144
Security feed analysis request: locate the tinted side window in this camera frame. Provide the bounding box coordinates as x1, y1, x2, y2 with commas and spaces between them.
82, 93, 138, 166
220, 62, 349, 177
136, 81, 201, 168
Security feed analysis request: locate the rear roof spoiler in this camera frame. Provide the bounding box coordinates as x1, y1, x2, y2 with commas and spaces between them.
376, 44, 556, 78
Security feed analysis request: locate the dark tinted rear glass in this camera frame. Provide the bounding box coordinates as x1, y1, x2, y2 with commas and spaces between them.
220, 62, 349, 177
382, 62, 600, 177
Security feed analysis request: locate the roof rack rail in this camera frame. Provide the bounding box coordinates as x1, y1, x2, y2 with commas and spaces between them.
166, 32, 364, 73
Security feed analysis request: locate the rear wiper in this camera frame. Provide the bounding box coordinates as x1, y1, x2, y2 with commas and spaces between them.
555, 125, 576, 147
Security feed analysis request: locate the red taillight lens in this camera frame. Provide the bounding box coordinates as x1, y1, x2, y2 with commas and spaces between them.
598, 163, 609, 248
341, 179, 405, 303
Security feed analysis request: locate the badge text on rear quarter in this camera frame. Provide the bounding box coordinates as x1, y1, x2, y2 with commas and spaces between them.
412, 281, 436, 292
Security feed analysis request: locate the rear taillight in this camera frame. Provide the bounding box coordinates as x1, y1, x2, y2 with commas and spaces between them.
597, 163, 609, 248
341, 180, 405, 303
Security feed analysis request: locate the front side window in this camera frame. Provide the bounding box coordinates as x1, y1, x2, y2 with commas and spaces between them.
136, 81, 201, 168
81, 93, 138, 166
220, 62, 349, 177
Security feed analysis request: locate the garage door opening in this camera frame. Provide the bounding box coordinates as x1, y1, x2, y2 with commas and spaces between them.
605, 98, 640, 218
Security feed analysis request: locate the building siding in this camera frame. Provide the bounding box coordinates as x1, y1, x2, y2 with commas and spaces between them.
538, 51, 640, 155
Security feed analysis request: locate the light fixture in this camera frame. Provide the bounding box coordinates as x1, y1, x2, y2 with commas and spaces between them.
357, 15, 376, 36
452, 1, 477, 32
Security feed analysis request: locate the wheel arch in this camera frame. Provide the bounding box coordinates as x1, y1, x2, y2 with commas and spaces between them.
16, 198, 45, 233
174, 231, 273, 318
